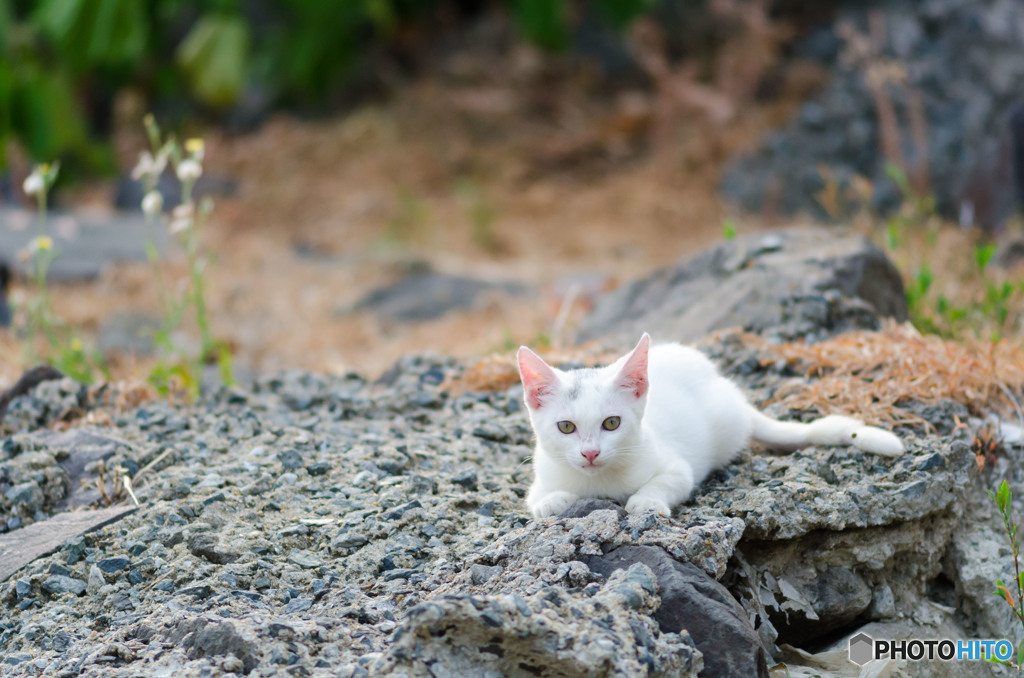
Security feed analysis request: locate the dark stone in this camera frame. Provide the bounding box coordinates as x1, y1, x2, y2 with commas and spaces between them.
187, 533, 239, 564
576, 229, 906, 347
560, 498, 628, 520
306, 461, 330, 476
171, 618, 257, 674
277, 449, 303, 471
451, 470, 478, 491
40, 575, 87, 596
469, 564, 503, 585
97, 557, 131, 574
52, 630, 73, 653
585, 545, 769, 678
382, 500, 422, 521
47, 562, 71, 576
350, 271, 529, 322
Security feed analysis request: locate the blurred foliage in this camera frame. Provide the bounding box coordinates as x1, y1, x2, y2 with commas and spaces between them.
0, 0, 658, 173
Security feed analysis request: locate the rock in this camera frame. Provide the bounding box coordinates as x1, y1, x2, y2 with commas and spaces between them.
451, 469, 478, 491
0, 207, 166, 281
4, 482, 43, 513
97, 557, 131, 574
0, 345, 1009, 678
576, 228, 906, 347
371, 575, 703, 677
349, 271, 529, 322
468, 564, 502, 585
287, 550, 322, 569
0, 505, 137, 582
40, 574, 87, 596
560, 498, 628, 519
586, 545, 769, 678
168, 618, 257, 674
720, 0, 1024, 229
187, 533, 239, 564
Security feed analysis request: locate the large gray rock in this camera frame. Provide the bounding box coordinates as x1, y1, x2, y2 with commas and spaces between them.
721, 0, 1024, 229
372, 565, 703, 678
350, 271, 530, 322
586, 545, 769, 678
0, 207, 167, 281
575, 228, 906, 347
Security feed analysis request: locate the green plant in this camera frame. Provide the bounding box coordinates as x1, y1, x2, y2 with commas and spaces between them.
988, 479, 1024, 668
133, 115, 232, 399
16, 162, 106, 382
721, 219, 737, 241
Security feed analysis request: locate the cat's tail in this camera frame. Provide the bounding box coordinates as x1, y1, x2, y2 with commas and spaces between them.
747, 408, 904, 457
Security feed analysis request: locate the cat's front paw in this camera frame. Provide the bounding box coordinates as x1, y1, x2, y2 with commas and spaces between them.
625, 495, 671, 516
530, 491, 580, 519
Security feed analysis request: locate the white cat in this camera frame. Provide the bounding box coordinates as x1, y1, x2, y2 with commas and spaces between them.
517, 333, 904, 519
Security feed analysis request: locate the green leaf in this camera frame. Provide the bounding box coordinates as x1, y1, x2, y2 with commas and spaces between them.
34, 0, 148, 68
883, 162, 910, 197
998, 481, 1011, 513
1016, 638, 1024, 666
916, 265, 932, 294
975, 242, 997, 271
722, 220, 736, 241
176, 14, 249, 108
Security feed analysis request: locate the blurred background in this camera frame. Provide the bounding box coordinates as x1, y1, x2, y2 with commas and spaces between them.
1, 0, 1023, 389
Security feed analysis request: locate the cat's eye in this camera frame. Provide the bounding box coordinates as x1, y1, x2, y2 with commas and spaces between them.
602, 416, 621, 431
557, 421, 576, 434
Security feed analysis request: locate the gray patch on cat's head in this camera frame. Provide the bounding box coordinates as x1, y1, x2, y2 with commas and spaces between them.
565, 369, 604, 401
565, 372, 584, 401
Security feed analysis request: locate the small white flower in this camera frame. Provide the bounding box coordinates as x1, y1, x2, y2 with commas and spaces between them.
22, 173, 44, 196
176, 159, 202, 183
142, 190, 164, 216
131, 150, 167, 181
169, 202, 194, 234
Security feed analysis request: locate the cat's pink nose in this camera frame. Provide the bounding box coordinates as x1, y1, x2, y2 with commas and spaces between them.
581, 449, 600, 464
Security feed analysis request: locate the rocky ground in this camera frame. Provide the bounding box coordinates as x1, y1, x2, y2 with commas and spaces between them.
0, 230, 1021, 678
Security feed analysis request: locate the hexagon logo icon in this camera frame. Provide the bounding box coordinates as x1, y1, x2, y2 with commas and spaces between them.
849, 632, 874, 666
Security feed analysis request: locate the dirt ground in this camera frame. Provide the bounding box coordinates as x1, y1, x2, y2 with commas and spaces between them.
2, 51, 818, 387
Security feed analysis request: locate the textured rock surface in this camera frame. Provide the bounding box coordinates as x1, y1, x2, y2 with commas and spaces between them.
586, 545, 768, 678
349, 271, 530, 322
721, 0, 1024, 228
575, 228, 907, 346
0, 262, 1018, 677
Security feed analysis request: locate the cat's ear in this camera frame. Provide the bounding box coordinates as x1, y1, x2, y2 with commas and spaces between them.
615, 333, 650, 399
517, 346, 559, 410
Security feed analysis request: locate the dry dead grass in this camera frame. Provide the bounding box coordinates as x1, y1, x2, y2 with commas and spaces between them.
446, 322, 1024, 434
749, 321, 1024, 430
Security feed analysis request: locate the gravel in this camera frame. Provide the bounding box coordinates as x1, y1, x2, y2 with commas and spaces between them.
0, 344, 1012, 677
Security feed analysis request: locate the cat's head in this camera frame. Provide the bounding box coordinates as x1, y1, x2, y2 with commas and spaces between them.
517, 333, 650, 473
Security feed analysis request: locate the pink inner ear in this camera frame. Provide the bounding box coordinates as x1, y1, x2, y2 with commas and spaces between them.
616, 334, 650, 399
518, 347, 558, 409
